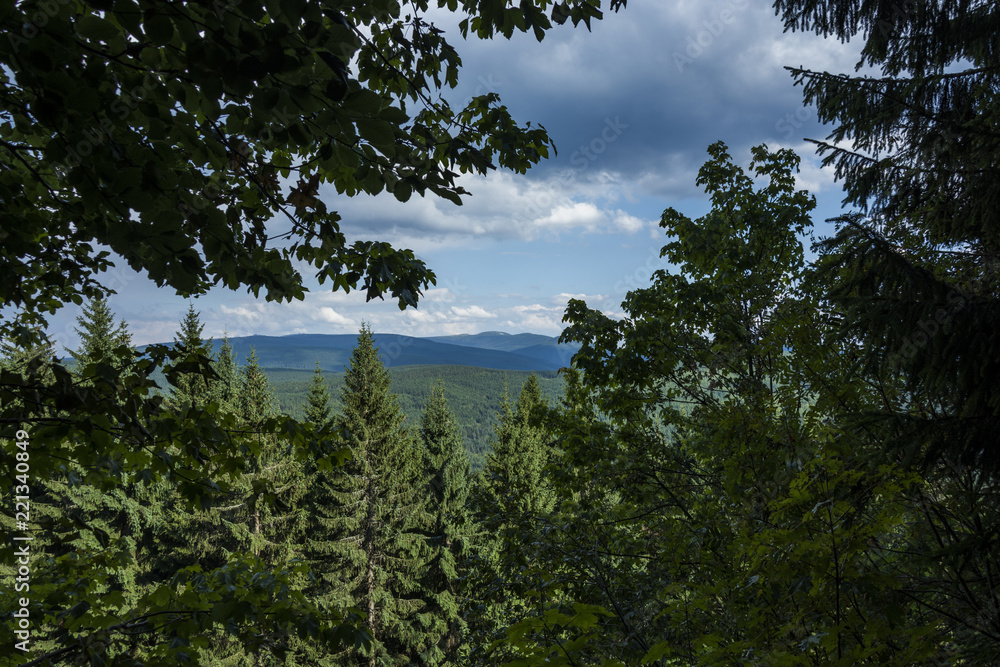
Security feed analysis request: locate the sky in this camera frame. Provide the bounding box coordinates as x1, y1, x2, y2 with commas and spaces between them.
47, 0, 870, 352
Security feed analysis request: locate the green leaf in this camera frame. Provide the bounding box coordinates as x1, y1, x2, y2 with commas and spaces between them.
76, 14, 119, 41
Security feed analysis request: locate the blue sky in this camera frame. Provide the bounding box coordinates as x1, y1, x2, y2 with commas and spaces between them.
48, 0, 868, 352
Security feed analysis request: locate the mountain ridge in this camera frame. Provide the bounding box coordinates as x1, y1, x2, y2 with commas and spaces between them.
149, 331, 579, 372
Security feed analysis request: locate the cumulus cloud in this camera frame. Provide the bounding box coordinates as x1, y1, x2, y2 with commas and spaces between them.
422, 287, 458, 303
324, 169, 658, 248
450, 305, 494, 319
316, 307, 354, 327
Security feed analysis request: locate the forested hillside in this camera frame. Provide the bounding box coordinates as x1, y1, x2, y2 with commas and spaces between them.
271, 365, 563, 471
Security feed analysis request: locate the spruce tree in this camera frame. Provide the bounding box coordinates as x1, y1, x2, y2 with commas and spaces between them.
70, 295, 133, 378
234, 348, 304, 561
306, 324, 427, 666
416, 383, 471, 666
171, 302, 215, 412
211, 333, 241, 415
770, 7, 1000, 655
466, 375, 554, 661
480, 375, 553, 517
57, 299, 148, 606
150, 333, 241, 583
772, 0, 1000, 474
304, 360, 333, 429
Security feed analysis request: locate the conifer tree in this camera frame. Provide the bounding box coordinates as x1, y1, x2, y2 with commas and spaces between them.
770, 5, 1000, 655
150, 333, 241, 584
233, 348, 304, 561
466, 375, 554, 660
480, 375, 553, 517
171, 302, 215, 412
416, 383, 471, 666
307, 324, 427, 666
56, 299, 149, 607
773, 0, 1000, 475
70, 295, 133, 378
211, 333, 241, 415
304, 360, 333, 429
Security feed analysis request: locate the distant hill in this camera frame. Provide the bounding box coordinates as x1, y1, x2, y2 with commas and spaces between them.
270, 365, 564, 472
425, 331, 555, 352
426, 331, 578, 368
187, 331, 579, 372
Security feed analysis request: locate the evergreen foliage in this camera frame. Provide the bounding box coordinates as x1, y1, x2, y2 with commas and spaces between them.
0, 0, 622, 659
271, 366, 564, 471
305, 360, 334, 429
229, 348, 303, 562
416, 382, 472, 665
211, 333, 242, 414
171, 302, 216, 412
70, 295, 133, 379
307, 324, 427, 666
466, 375, 555, 663
773, 0, 1000, 475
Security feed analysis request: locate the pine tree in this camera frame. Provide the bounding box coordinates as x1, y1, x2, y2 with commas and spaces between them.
150, 333, 241, 585
232, 348, 304, 562
769, 7, 1000, 656
481, 375, 553, 517
171, 302, 215, 412
306, 324, 427, 666
54, 299, 148, 606
304, 360, 333, 429
190, 349, 307, 667
416, 383, 471, 666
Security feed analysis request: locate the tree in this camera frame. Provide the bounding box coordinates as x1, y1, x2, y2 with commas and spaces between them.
171, 302, 216, 412
416, 382, 472, 665
511, 143, 955, 665
1, 0, 626, 342
305, 360, 334, 429
69, 295, 133, 379
771, 0, 1000, 474
306, 324, 427, 665
769, 3, 1000, 656
230, 348, 304, 562
466, 375, 556, 663
211, 332, 242, 414
1, 3, 626, 659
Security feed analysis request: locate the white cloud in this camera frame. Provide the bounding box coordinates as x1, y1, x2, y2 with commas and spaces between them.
316, 307, 354, 327
450, 305, 495, 319
323, 169, 656, 248
552, 292, 611, 308
422, 287, 458, 303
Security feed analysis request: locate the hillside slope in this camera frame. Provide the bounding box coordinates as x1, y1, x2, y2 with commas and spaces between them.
198, 332, 575, 372
269, 365, 564, 471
